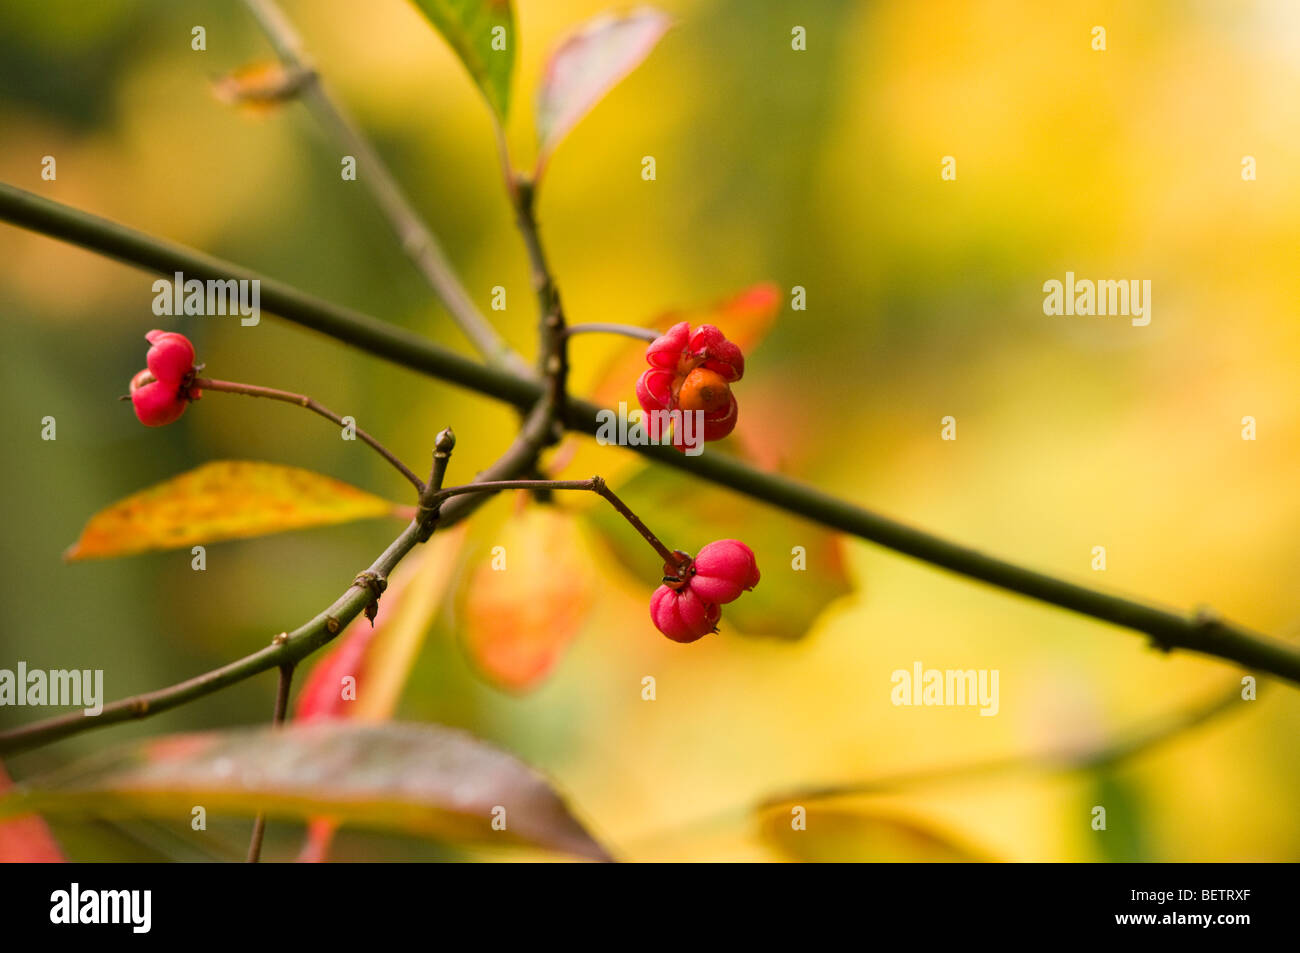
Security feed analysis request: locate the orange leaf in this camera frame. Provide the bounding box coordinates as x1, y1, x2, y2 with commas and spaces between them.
461, 499, 596, 692
66, 461, 399, 560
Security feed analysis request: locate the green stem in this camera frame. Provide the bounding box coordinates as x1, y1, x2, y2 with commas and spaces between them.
0, 183, 538, 407
2, 182, 1298, 685
239, 0, 528, 375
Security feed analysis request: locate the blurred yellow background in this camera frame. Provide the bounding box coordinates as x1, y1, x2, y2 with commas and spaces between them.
1, 0, 1298, 861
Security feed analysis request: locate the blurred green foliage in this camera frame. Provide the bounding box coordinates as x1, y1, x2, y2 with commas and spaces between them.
1, 0, 1298, 861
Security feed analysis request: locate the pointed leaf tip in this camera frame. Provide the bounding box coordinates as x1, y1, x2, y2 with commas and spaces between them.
535, 8, 673, 174
407, 0, 516, 120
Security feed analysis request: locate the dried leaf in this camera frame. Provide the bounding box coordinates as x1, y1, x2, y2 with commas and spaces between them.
2, 722, 611, 861
407, 0, 515, 119
212, 61, 312, 115
65, 461, 398, 560
535, 8, 673, 174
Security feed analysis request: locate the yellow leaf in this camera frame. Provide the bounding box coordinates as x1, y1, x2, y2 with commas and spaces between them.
759, 803, 993, 862
65, 461, 399, 560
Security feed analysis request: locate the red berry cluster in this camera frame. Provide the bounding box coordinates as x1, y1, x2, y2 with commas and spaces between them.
650, 540, 760, 642
129, 330, 199, 427
636, 322, 744, 444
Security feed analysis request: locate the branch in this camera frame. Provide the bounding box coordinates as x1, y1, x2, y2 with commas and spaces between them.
194, 377, 424, 493
2, 182, 1298, 685
0, 185, 536, 405
0, 403, 555, 755
0, 518, 423, 755
238, 0, 528, 375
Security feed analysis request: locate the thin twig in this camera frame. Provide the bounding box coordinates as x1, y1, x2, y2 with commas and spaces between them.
2, 182, 1298, 685
567, 323, 660, 342
427, 476, 687, 570
246, 661, 294, 863
194, 377, 424, 493
239, 0, 529, 375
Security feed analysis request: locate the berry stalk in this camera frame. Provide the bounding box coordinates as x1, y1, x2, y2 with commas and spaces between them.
194, 377, 425, 494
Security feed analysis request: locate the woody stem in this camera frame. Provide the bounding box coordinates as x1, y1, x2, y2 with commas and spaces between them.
509, 177, 568, 445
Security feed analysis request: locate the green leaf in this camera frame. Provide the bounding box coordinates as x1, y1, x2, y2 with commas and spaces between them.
535, 8, 672, 173
760, 803, 992, 862
1088, 769, 1148, 861
65, 461, 399, 560
407, 0, 516, 119
1, 721, 611, 861
583, 466, 855, 640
